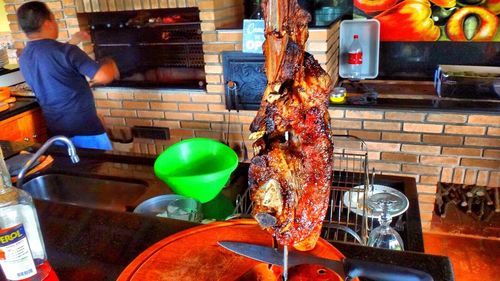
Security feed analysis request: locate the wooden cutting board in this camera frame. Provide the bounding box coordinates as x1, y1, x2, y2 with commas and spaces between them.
117, 220, 346, 281
0, 102, 9, 112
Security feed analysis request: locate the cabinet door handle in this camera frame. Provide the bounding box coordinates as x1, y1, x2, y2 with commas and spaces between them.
24, 137, 30, 142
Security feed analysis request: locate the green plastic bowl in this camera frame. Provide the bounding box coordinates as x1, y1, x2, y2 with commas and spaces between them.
154, 138, 238, 203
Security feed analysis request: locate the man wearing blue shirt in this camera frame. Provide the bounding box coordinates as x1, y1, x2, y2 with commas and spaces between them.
17, 1, 119, 150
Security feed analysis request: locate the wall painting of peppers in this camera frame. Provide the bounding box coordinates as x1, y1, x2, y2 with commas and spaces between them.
354, 0, 500, 41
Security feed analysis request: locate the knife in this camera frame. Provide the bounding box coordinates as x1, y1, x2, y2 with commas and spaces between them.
218, 241, 433, 281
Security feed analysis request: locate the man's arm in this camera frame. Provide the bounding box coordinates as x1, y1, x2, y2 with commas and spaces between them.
91, 58, 120, 86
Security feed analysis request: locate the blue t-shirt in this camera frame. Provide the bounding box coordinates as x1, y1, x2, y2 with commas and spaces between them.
19, 39, 105, 137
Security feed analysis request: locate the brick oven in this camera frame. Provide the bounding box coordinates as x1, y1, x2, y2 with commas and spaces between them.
78, 7, 206, 89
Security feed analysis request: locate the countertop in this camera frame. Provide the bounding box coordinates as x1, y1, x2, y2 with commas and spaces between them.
0, 97, 39, 121
3, 146, 453, 280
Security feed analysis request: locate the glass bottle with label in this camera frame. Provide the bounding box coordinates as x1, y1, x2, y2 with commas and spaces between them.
0, 149, 58, 281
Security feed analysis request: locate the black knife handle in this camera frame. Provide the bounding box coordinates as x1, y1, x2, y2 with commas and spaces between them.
344, 258, 434, 281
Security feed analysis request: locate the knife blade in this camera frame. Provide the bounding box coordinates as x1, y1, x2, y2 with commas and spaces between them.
218, 241, 434, 281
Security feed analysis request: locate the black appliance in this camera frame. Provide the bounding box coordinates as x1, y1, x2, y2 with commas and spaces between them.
78, 8, 206, 89
222, 51, 266, 111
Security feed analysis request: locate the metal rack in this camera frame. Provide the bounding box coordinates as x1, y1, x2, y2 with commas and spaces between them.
230, 135, 371, 245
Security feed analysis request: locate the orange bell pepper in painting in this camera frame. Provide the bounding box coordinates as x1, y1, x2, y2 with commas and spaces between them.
485, 0, 500, 15
446, 7, 498, 41
429, 0, 456, 8
374, 0, 440, 41
354, 0, 399, 14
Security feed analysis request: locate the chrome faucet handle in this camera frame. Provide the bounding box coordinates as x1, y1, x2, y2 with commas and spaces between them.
16, 136, 80, 189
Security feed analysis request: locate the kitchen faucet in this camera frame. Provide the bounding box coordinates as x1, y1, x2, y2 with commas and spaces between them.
16, 136, 80, 189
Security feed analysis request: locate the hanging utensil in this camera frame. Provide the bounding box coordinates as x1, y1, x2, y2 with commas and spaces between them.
218, 241, 433, 281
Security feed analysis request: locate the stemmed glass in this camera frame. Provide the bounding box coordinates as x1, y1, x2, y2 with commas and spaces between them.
366, 192, 406, 250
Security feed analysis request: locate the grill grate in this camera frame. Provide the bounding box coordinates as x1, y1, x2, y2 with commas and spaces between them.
79, 7, 205, 88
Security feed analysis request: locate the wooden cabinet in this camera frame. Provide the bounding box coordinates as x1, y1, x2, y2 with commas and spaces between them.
0, 108, 47, 143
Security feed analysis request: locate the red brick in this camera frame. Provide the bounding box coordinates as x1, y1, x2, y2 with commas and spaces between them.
385, 111, 426, 121
461, 158, 500, 169
137, 111, 165, 118
162, 93, 190, 102
468, 115, 500, 125
440, 167, 453, 182
204, 65, 223, 74
484, 149, 500, 159
419, 176, 439, 186
401, 144, 441, 154
194, 113, 224, 122
487, 127, 500, 136
404, 123, 443, 133
332, 120, 362, 129
134, 92, 162, 100
95, 100, 122, 108
381, 152, 418, 162
92, 91, 107, 99
488, 172, 500, 187
179, 103, 208, 111
110, 109, 137, 117
332, 129, 348, 135
368, 162, 401, 172
328, 109, 344, 118
191, 94, 222, 103
382, 132, 421, 142
203, 54, 220, 63
364, 121, 401, 131
464, 137, 500, 147
206, 84, 225, 94
208, 104, 227, 112
231, 114, 256, 124
345, 110, 383, 119
170, 129, 195, 138
150, 102, 178, 111
205, 74, 221, 84
165, 112, 193, 121
422, 134, 463, 145
153, 120, 181, 128
402, 164, 441, 175
123, 101, 149, 109
347, 130, 381, 141
476, 170, 490, 186
96, 108, 110, 116
418, 193, 437, 204
426, 113, 467, 123
368, 151, 381, 161
181, 121, 210, 129
444, 125, 486, 135
464, 170, 478, 185
442, 147, 482, 157
420, 155, 459, 166
452, 168, 465, 183
365, 141, 401, 152
125, 118, 153, 127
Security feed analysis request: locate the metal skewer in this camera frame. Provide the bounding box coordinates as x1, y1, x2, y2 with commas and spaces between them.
283, 245, 288, 281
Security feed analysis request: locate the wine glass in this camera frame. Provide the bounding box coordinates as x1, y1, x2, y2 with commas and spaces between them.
366, 192, 406, 250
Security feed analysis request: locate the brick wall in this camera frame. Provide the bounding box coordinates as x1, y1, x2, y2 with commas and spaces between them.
329, 108, 500, 229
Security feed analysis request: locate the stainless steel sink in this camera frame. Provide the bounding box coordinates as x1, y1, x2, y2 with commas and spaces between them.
22, 173, 148, 212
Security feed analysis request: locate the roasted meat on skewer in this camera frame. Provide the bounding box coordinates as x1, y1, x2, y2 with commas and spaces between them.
248, 0, 334, 251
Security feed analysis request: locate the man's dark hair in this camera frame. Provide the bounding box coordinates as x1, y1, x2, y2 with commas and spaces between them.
17, 1, 52, 34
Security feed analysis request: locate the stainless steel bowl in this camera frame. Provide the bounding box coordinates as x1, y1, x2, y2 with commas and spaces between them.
133, 194, 185, 216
